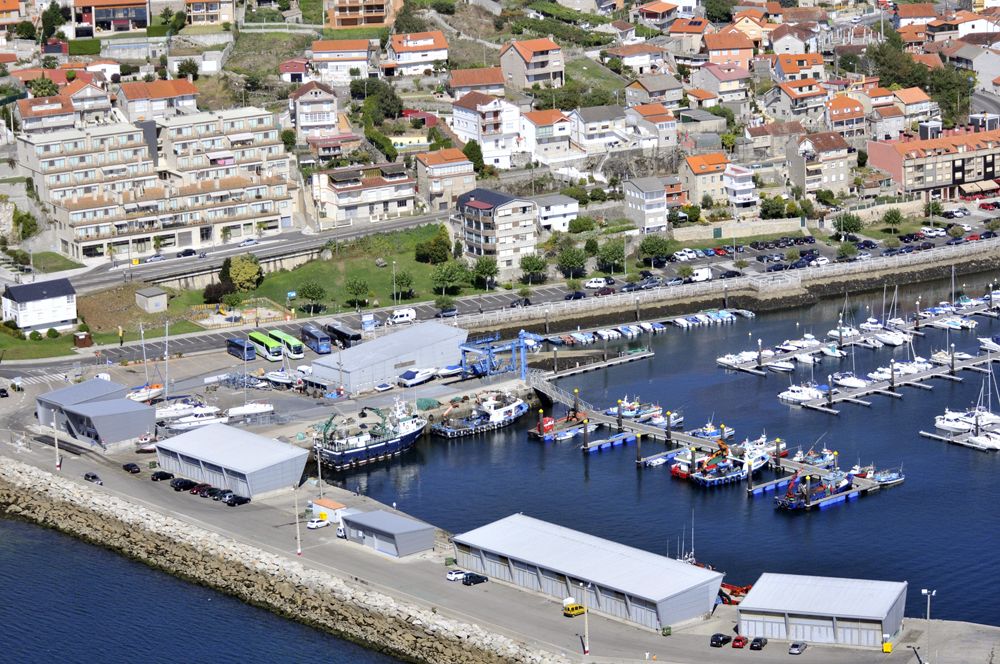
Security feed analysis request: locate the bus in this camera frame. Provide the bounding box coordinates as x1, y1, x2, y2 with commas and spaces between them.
300, 325, 332, 354
268, 329, 305, 360
248, 331, 284, 362
326, 322, 362, 349
226, 338, 256, 361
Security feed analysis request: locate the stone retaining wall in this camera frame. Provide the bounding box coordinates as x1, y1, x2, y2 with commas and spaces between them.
0, 457, 567, 664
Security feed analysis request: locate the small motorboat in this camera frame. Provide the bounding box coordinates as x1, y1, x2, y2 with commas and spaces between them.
768, 361, 795, 373
966, 431, 1000, 451
827, 326, 861, 341
226, 402, 274, 418
832, 371, 868, 389
859, 317, 883, 332
978, 335, 1000, 352
794, 353, 819, 365
127, 383, 164, 402
398, 368, 436, 387
778, 383, 828, 404
930, 349, 974, 365
645, 457, 668, 468
855, 337, 885, 349
436, 365, 464, 378
874, 330, 910, 347
820, 345, 847, 358
167, 411, 230, 431
374, 382, 394, 392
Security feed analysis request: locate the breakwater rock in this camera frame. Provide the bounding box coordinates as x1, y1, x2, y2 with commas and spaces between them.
0, 457, 567, 664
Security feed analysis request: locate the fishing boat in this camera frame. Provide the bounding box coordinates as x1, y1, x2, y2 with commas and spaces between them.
670, 448, 708, 478
605, 397, 641, 418
768, 360, 795, 373
820, 345, 846, 358
832, 371, 868, 389
314, 398, 427, 470
127, 383, 164, 402
792, 446, 838, 469
649, 411, 684, 428
167, 410, 230, 431
690, 450, 770, 487
736, 434, 787, 458
635, 404, 663, 422
871, 467, 905, 488
687, 420, 735, 440
430, 393, 528, 438
774, 470, 854, 510
226, 402, 274, 419
778, 383, 828, 404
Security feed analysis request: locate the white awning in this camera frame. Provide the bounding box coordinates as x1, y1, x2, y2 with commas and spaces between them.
979, 180, 998, 192
206, 150, 233, 160
229, 132, 254, 142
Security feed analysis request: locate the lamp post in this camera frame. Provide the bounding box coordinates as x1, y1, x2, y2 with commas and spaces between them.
294, 484, 302, 556
580, 581, 590, 655
922, 588, 936, 662
392, 260, 397, 306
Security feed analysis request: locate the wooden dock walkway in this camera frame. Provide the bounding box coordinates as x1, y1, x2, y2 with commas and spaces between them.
918, 429, 1000, 452
549, 350, 654, 379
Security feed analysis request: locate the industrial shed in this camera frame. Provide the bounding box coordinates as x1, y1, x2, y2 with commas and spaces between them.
341, 510, 436, 558
36, 379, 153, 451
453, 514, 723, 630
311, 321, 467, 393
738, 574, 907, 648
155, 424, 308, 498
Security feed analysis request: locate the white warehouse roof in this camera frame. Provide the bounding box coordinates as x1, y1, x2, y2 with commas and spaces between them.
156, 424, 308, 474
454, 514, 722, 602
739, 573, 907, 621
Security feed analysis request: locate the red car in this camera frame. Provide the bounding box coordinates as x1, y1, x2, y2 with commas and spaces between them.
967, 234, 981, 242
713, 247, 727, 256
732, 636, 748, 649
594, 286, 616, 296
980, 202, 997, 210
189, 483, 212, 494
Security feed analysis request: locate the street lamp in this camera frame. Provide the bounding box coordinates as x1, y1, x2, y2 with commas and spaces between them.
922, 588, 936, 662
579, 581, 590, 655
294, 484, 302, 557
392, 260, 397, 306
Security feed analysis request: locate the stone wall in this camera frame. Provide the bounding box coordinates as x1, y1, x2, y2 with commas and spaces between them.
0, 457, 566, 664
671, 218, 802, 242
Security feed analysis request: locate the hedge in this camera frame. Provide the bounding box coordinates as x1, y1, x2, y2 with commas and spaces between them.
69, 39, 101, 56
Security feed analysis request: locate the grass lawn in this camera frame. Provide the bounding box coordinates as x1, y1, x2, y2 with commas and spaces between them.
0, 176, 26, 185
863, 220, 925, 241
447, 38, 499, 69
31, 252, 83, 273
321, 27, 389, 41
228, 32, 315, 78
565, 58, 626, 95
300, 0, 323, 24
179, 24, 226, 34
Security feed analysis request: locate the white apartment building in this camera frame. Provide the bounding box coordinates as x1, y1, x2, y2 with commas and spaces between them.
455, 188, 537, 279
385, 30, 448, 76
723, 164, 759, 218
450, 92, 522, 169
519, 109, 572, 159
288, 81, 339, 143
1, 279, 77, 333
311, 163, 416, 228
623, 176, 668, 233
530, 193, 578, 232
567, 105, 629, 152
185, 0, 234, 24
415, 148, 476, 212
117, 79, 199, 123
311, 39, 373, 85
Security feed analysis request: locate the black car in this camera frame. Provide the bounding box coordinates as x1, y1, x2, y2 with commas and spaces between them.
620, 282, 642, 293
151, 471, 174, 482
225, 495, 251, 506
122, 463, 141, 474
176, 248, 198, 258
899, 245, 915, 254
508, 297, 531, 308
198, 485, 216, 498
205, 487, 226, 499
170, 478, 198, 491
719, 270, 741, 279
946, 237, 965, 245
982, 231, 997, 239
638, 270, 654, 279
710, 633, 732, 648
462, 573, 488, 586
650, 256, 668, 268
882, 248, 899, 256
755, 254, 770, 263
750, 637, 768, 651
435, 306, 458, 318
804, 236, 816, 244
564, 291, 586, 301
749, 241, 763, 250
766, 263, 788, 272
0, 388, 8, 398
919, 241, 934, 250
789, 259, 809, 270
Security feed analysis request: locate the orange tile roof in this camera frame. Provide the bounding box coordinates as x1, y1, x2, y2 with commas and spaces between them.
685, 152, 729, 174
0, 53, 16, 64
876, 105, 903, 118
891, 127, 1000, 158
704, 31, 753, 50
685, 87, 716, 100
669, 18, 711, 33
637, 0, 676, 13
0, 0, 18, 11
913, 52, 944, 69
894, 86, 931, 104
60, 59, 117, 69
448, 66, 504, 87
631, 102, 674, 122
389, 30, 447, 53
11, 69, 94, 86
868, 86, 892, 98
776, 53, 824, 74
16, 95, 74, 119
895, 2, 936, 18
778, 78, 825, 100
826, 96, 864, 120
119, 79, 197, 100
416, 147, 471, 167
62, 79, 102, 97
522, 109, 569, 126
734, 8, 764, 20
500, 38, 560, 62
311, 39, 371, 53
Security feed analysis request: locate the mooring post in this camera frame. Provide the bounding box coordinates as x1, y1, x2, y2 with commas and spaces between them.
757, 338, 763, 369
536, 409, 544, 435
889, 359, 896, 392
545, 309, 550, 334
616, 400, 623, 433
582, 418, 589, 449
635, 297, 640, 322
553, 346, 558, 373
636, 431, 642, 463
603, 337, 608, 362
573, 388, 579, 419
666, 412, 673, 444
950, 343, 956, 376
827, 375, 833, 407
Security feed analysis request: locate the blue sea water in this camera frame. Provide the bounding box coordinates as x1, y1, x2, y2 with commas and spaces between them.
0, 518, 399, 663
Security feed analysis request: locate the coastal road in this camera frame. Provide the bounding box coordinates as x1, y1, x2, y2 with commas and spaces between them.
3, 438, 982, 664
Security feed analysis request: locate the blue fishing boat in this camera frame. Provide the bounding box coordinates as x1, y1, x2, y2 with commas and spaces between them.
689, 451, 769, 487
688, 419, 735, 440
430, 393, 528, 438
315, 398, 426, 470
774, 469, 854, 511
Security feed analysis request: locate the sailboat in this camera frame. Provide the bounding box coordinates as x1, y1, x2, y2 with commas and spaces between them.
127, 323, 164, 401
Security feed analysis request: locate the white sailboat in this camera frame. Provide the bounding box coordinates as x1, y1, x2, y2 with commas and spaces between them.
227, 402, 274, 418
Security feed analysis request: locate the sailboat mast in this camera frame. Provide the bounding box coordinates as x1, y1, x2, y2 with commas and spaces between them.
140, 323, 148, 383
164, 319, 169, 400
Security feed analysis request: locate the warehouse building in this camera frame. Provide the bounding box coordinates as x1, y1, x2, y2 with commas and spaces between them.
155, 424, 308, 498
453, 514, 723, 630
738, 573, 907, 648
36, 378, 154, 451
341, 510, 436, 558
311, 321, 467, 394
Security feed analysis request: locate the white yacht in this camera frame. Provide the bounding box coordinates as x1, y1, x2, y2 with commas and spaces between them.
832, 372, 868, 389
827, 326, 861, 341
778, 384, 827, 403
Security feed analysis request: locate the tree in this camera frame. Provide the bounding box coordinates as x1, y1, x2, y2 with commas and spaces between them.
556, 247, 587, 277
472, 255, 498, 289
815, 189, 837, 207
395, 270, 414, 298
884, 236, 901, 248
244, 72, 263, 92
462, 140, 484, 173
228, 255, 263, 291
799, 199, 815, 219
834, 213, 863, 235
986, 219, 1000, 232
414, 226, 451, 264
720, 133, 737, 151
638, 235, 672, 258
560, 186, 590, 205
170, 10, 187, 32
0, 63, 7, 77
568, 216, 595, 233
882, 208, 904, 234
857, 150, 868, 168
28, 77, 58, 98
65, 70, 75, 82
431, 260, 468, 295
160, 6, 175, 23
704, 0, 734, 22
761, 196, 785, 219
453, 238, 463, 259
676, 265, 694, 280
925, 201, 943, 218
15, 21, 36, 40
41, 55, 58, 70
584, 237, 598, 256
588, 188, 607, 202
668, 207, 680, 226
434, 294, 455, 309
345, 278, 369, 307
681, 204, 701, 224
790, 185, 803, 200
222, 292, 243, 309
176, 58, 199, 80
947, 225, 964, 239
597, 239, 625, 273
41, 1, 64, 40
203, 281, 236, 304
707, 104, 735, 130
734, 259, 748, 270
281, 129, 296, 152
837, 242, 857, 259
299, 280, 326, 313
701, 194, 714, 209
519, 253, 548, 284
152, 236, 164, 253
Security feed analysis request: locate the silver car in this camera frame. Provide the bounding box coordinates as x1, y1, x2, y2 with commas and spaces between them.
788, 642, 808, 655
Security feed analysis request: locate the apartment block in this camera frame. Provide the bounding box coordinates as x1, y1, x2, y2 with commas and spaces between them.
312, 163, 415, 228
185, 0, 234, 24
117, 79, 198, 123
385, 30, 448, 76
723, 164, 758, 218
455, 188, 537, 279
500, 38, 564, 90
786, 131, 856, 197
450, 92, 522, 169
519, 109, 572, 158
415, 148, 476, 212
326, 0, 402, 29
680, 152, 729, 204
624, 176, 670, 233
288, 81, 339, 143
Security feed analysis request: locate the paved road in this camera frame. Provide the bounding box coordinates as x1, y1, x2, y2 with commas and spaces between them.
971, 91, 1000, 116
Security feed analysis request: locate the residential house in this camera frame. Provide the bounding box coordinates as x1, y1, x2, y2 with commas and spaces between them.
1, 279, 77, 333
723, 164, 759, 218
447, 67, 505, 98
729, 11, 771, 48
12, 69, 98, 90
678, 108, 727, 135
744, 120, 805, 157
602, 43, 666, 76
623, 176, 670, 232
0, 0, 23, 28
766, 78, 827, 126
288, 81, 339, 143
116, 79, 198, 123
557, 0, 622, 15
668, 18, 715, 53
773, 53, 825, 82
825, 95, 866, 140
73, 0, 150, 33
913, 52, 944, 70
770, 23, 817, 54
63, 80, 113, 122
312, 163, 415, 228
864, 86, 896, 108
786, 131, 856, 196
893, 87, 936, 123
325, 0, 402, 30
311, 39, 373, 85
664, 176, 686, 207
450, 92, 522, 169
692, 63, 751, 103
625, 102, 677, 148
415, 148, 475, 212
15, 96, 76, 134
685, 88, 718, 108
897, 24, 927, 52
894, 3, 936, 28
455, 188, 537, 279
59, 60, 121, 81
867, 126, 1000, 200
599, 20, 639, 44
868, 104, 906, 141
703, 31, 754, 70
519, 109, 572, 158
567, 105, 629, 152
680, 152, 729, 205
279, 58, 315, 84
940, 42, 1000, 91
385, 30, 448, 76
185, 0, 234, 25
624, 73, 683, 108
634, 0, 677, 30
499, 38, 564, 90
530, 193, 578, 232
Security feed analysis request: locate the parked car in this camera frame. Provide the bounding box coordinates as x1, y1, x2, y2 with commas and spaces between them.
225, 495, 251, 506
122, 462, 141, 474
967, 234, 981, 242
215, 490, 234, 502
462, 573, 488, 586
508, 297, 532, 308
205, 487, 226, 499
750, 637, 768, 650
563, 603, 586, 617
435, 305, 458, 318
665, 277, 684, 286
594, 286, 616, 296
766, 263, 788, 272
584, 277, 613, 289
189, 482, 212, 494
307, 518, 330, 530
238, 238, 258, 247
856, 252, 872, 261
151, 471, 174, 482
446, 569, 468, 582
810, 256, 830, 267
719, 270, 741, 279
946, 237, 966, 245
564, 291, 586, 301
789, 642, 808, 655
145, 254, 165, 263
982, 231, 997, 239
170, 478, 198, 491
84, 472, 103, 485
619, 282, 642, 293
197, 485, 216, 497
918, 242, 934, 251
710, 633, 732, 648
176, 248, 198, 258
0, 388, 7, 398
732, 636, 748, 648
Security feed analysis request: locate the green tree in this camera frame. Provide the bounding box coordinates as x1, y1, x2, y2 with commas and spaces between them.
704, 0, 734, 22
556, 247, 587, 277
799, 199, 815, 218
280, 129, 296, 152
15, 20, 36, 40
884, 236, 901, 248
588, 187, 606, 202
431, 260, 468, 295
707, 105, 735, 130
0, 63, 7, 78
815, 189, 837, 207
837, 242, 857, 259
222, 292, 243, 309
638, 235, 671, 258
947, 225, 964, 239
41, 55, 58, 69
597, 238, 625, 273
160, 6, 175, 23
395, 270, 414, 298
834, 213, 863, 235
27, 77, 58, 98
345, 278, 369, 307
790, 185, 803, 200
668, 207, 680, 226
857, 150, 868, 168
453, 238, 463, 259
701, 194, 714, 209
176, 58, 199, 80
41, 2, 64, 41
568, 216, 595, 233
734, 259, 748, 270
414, 226, 451, 264
560, 186, 590, 205
462, 140, 485, 173
924, 201, 943, 218
519, 253, 548, 284
882, 208, 904, 234
760, 196, 785, 219
720, 133, 737, 151
299, 280, 326, 313
472, 255, 498, 289
681, 204, 701, 224
170, 10, 186, 32
986, 219, 1000, 232
566, 278, 582, 291
228, 255, 263, 291
434, 294, 455, 309
676, 265, 694, 280
584, 237, 598, 256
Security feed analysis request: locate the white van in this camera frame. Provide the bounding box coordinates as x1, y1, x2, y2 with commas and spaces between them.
386, 308, 417, 325
690, 267, 713, 283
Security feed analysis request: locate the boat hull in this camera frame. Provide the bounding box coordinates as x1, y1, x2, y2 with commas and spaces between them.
431, 403, 529, 438
317, 425, 425, 470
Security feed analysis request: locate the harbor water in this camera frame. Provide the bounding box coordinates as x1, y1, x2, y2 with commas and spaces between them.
348, 273, 1000, 627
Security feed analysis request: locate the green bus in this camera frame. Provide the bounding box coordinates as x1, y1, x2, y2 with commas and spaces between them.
268, 329, 305, 360
248, 331, 283, 362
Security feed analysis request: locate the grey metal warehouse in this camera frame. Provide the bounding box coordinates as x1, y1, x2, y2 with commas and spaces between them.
155, 424, 308, 498
341, 510, 436, 557
311, 321, 467, 394
738, 573, 907, 648
36, 379, 154, 451
453, 514, 723, 630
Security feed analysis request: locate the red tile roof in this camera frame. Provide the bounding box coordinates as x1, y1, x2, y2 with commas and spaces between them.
826, 96, 864, 120
119, 79, 197, 100
452, 91, 497, 111
685, 152, 729, 173
416, 147, 471, 166
448, 66, 504, 88
389, 30, 448, 53
500, 38, 560, 62
704, 31, 753, 50
670, 18, 711, 33
522, 109, 569, 126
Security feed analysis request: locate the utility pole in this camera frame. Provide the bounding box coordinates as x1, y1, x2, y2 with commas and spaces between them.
580, 582, 590, 655
294, 484, 302, 556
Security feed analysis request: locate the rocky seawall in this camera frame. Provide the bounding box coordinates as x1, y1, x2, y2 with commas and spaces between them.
0, 457, 567, 664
